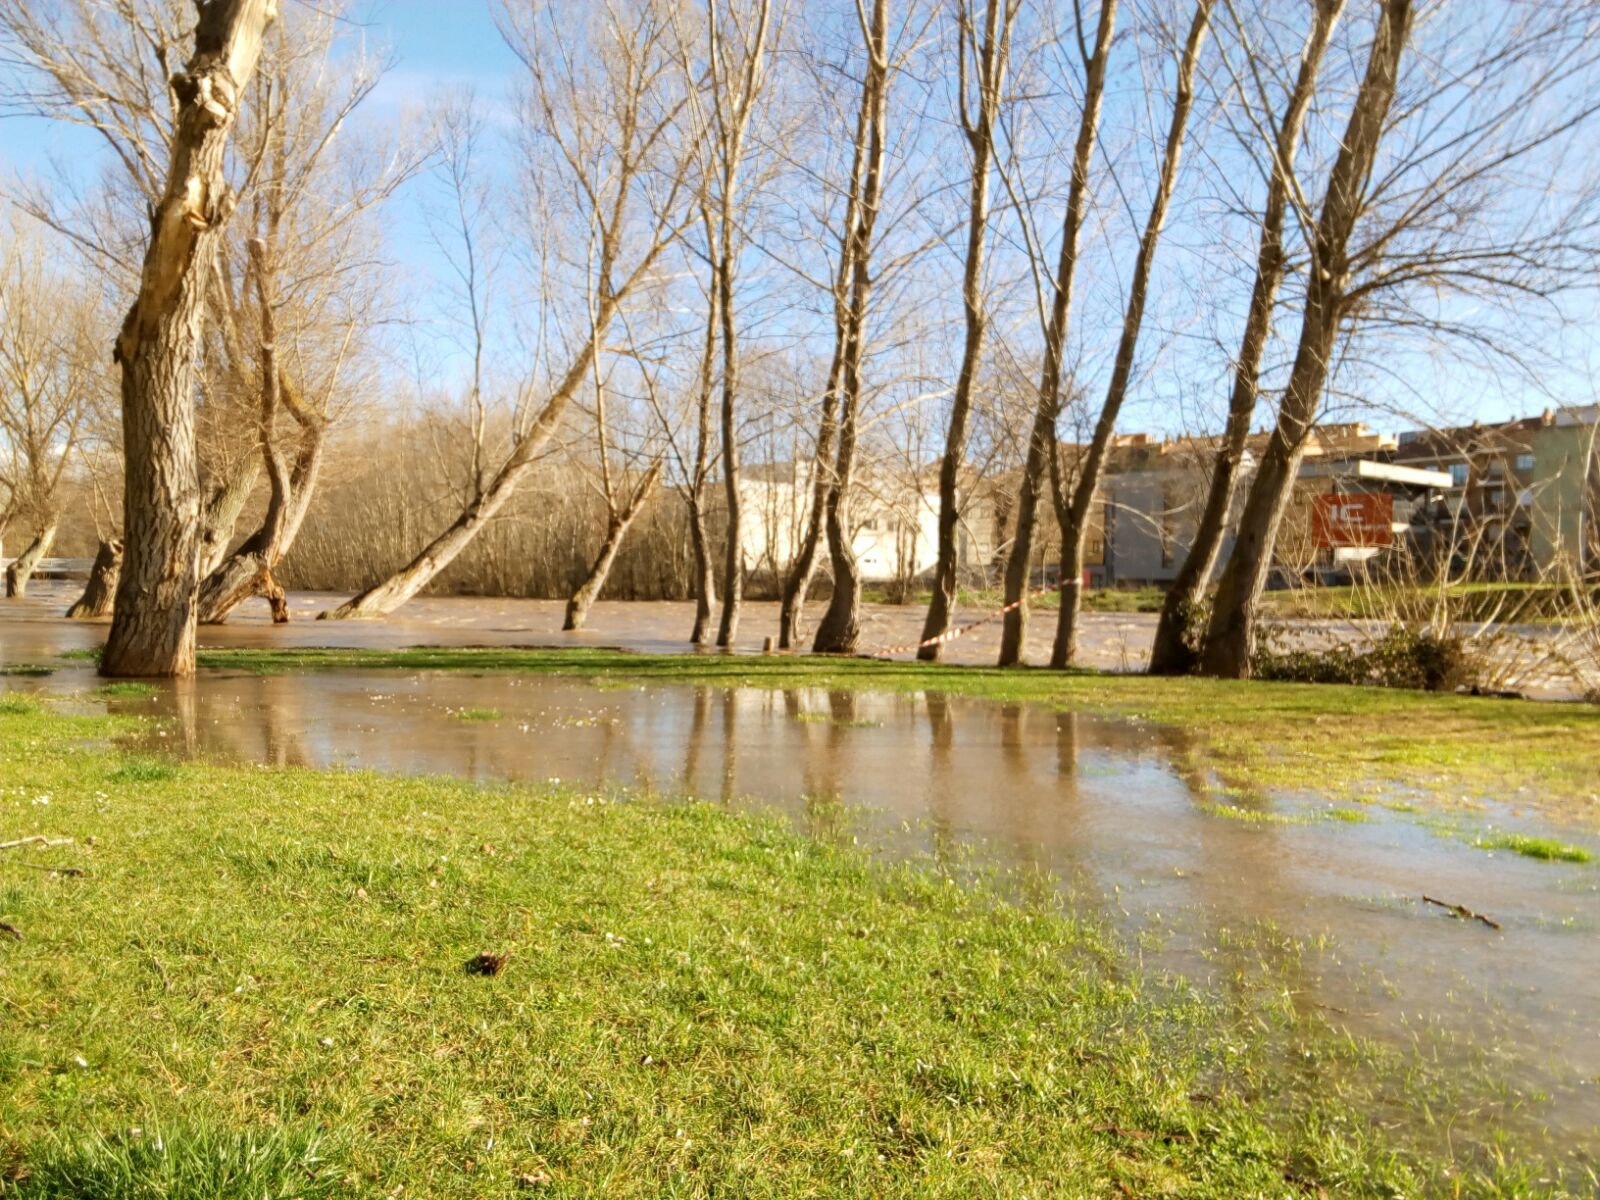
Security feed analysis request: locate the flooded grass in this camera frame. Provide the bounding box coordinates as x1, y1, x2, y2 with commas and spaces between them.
449, 706, 503, 722
190, 646, 1600, 827
2, 703, 1587, 1197
0, 664, 53, 677
90, 682, 159, 700
1471, 831, 1594, 863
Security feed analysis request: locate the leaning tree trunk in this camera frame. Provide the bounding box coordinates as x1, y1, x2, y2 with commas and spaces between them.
198, 457, 261, 577
1199, 0, 1412, 679
66, 539, 124, 619
4, 519, 57, 598
101, 0, 277, 678
812, 0, 889, 656
1148, 0, 1344, 676
565, 462, 663, 631
996, 0, 1117, 666
920, 0, 1011, 661
1051, 0, 1211, 670
321, 316, 609, 620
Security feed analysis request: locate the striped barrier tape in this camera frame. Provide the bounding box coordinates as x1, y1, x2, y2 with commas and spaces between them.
864, 576, 1080, 657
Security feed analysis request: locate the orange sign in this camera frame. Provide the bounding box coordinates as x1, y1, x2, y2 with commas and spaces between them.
1313, 493, 1393, 548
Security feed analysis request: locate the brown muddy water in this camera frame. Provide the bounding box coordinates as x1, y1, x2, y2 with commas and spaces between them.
3, 585, 1599, 1167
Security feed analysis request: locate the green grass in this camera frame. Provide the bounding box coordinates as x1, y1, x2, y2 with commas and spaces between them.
1470, 831, 1594, 863
6, 1123, 341, 1200
451, 706, 502, 722
0, 665, 53, 678
0, 703, 1582, 1197
190, 646, 1600, 828
91, 682, 159, 700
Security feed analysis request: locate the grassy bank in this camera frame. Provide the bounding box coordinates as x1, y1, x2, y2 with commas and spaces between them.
0, 699, 1582, 1197
191, 646, 1600, 827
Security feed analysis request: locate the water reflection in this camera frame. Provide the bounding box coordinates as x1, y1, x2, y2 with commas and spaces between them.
5, 656, 1599, 1160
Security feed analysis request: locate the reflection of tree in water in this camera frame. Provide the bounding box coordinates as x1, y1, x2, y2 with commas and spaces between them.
682, 686, 713, 796
922, 691, 959, 870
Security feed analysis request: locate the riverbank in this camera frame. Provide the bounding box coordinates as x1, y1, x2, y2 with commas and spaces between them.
0, 696, 1587, 1197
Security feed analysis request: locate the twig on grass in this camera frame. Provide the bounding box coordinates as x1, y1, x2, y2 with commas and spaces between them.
0, 836, 75, 852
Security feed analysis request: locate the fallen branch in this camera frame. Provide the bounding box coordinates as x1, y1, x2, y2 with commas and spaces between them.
0, 921, 19, 941
3, 863, 87, 877
1422, 894, 1502, 931
0, 836, 75, 852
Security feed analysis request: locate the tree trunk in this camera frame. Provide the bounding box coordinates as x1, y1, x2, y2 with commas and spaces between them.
996, 0, 1117, 666
715, 245, 743, 647
565, 462, 663, 631
920, 0, 1011, 662
686, 489, 717, 643
1199, 0, 1412, 678
200, 256, 326, 627
1149, 0, 1344, 676
812, 0, 890, 655
198, 457, 261, 578
4, 518, 57, 598
66, 539, 124, 619
101, 0, 277, 678
321, 313, 610, 620
1051, 0, 1212, 669
777, 380, 841, 650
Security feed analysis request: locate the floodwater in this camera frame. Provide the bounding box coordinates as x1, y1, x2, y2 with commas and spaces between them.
3, 584, 1599, 1167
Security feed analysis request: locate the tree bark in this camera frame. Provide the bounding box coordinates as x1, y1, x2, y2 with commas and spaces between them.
996, 0, 1117, 666
777, 370, 842, 650
1199, 0, 1413, 678
101, 0, 277, 678
565, 461, 662, 631
1051, 0, 1212, 669
4, 518, 57, 598
198, 456, 261, 578
812, 0, 890, 655
1149, 0, 1344, 675
714, 242, 743, 646
686, 491, 717, 643
687, 276, 719, 644
919, 0, 1012, 661
66, 539, 124, 619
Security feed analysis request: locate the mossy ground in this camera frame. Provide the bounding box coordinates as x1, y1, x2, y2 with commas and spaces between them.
0, 699, 1587, 1197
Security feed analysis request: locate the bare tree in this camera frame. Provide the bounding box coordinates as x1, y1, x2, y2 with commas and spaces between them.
563, 356, 666, 630
995, 0, 1117, 666
1199, 0, 1600, 676
1148, 0, 1344, 674
917, 0, 1018, 660
676, 0, 777, 647
322, 0, 694, 619
1198, 0, 1412, 676
1049, 0, 1213, 668
94, 0, 278, 674
810, 0, 892, 654
0, 221, 99, 597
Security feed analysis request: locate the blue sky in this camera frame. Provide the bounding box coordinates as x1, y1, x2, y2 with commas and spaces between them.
2, 1, 1596, 438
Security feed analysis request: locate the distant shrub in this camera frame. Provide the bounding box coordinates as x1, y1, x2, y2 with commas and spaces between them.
1253, 625, 1475, 693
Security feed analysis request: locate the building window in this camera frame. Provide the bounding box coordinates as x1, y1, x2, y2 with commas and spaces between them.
1398, 430, 1421, 445
1515, 452, 1534, 472
1449, 463, 1469, 487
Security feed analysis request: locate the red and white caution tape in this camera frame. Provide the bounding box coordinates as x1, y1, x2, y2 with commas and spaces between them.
864, 577, 1079, 658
